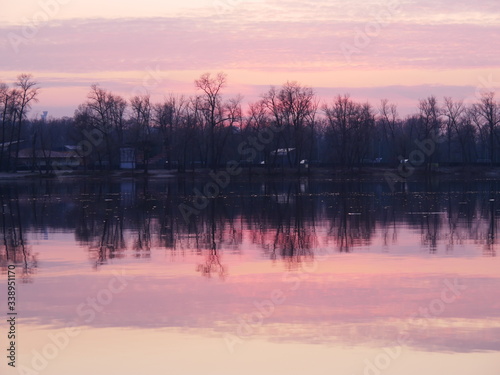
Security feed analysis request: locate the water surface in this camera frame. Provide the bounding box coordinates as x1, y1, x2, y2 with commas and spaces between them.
1, 178, 499, 375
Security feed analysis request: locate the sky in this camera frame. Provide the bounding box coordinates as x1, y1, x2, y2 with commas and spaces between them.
1, 0, 500, 117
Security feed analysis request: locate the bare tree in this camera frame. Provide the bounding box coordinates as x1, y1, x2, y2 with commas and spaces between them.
418, 96, 442, 170
0, 83, 17, 171
185, 95, 206, 169
74, 103, 100, 171
130, 94, 153, 173
279, 82, 317, 170
218, 95, 242, 164
242, 100, 271, 169
12, 74, 39, 172
379, 99, 401, 163
418, 96, 442, 138
108, 94, 127, 147
153, 95, 186, 170
442, 97, 465, 163
262, 82, 317, 171
324, 94, 375, 168
473, 92, 499, 164
82, 85, 128, 169
324, 94, 356, 167
85, 84, 113, 168
457, 108, 478, 164
195, 72, 227, 170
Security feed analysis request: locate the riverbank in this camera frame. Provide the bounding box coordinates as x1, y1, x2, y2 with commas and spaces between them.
2, 165, 500, 182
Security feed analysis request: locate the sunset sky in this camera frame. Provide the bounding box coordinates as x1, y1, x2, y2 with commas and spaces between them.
1, 0, 499, 117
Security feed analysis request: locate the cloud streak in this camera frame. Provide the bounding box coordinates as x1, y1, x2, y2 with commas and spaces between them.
1, 13, 499, 72
0, 0, 498, 116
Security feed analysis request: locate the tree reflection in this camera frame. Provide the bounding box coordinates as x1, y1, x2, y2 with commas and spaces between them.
268, 182, 316, 266
1, 178, 498, 281
75, 186, 127, 268
195, 207, 227, 279
0, 189, 37, 282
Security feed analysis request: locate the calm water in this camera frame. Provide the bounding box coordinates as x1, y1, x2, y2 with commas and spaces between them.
1, 178, 500, 375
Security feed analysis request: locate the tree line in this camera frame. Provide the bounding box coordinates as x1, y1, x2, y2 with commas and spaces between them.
1, 72, 499, 173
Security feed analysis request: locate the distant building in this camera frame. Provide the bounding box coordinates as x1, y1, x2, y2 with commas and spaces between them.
270, 148, 296, 167
15, 148, 81, 169
271, 148, 295, 157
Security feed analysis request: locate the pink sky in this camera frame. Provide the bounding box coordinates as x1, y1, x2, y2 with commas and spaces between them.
1, 0, 499, 117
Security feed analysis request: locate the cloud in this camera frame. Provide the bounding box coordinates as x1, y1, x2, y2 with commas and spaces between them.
0, 12, 499, 74
0, 2, 498, 115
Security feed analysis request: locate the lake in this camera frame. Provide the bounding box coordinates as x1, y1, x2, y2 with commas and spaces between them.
1, 177, 499, 375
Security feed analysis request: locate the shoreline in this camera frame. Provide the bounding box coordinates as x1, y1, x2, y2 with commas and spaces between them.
2, 165, 500, 182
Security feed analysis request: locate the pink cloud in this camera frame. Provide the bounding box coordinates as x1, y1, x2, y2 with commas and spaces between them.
1, 17, 499, 73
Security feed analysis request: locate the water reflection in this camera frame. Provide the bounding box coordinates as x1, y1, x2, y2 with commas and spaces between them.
0, 189, 37, 282
0, 178, 499, 275
1, 178, 500, 372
